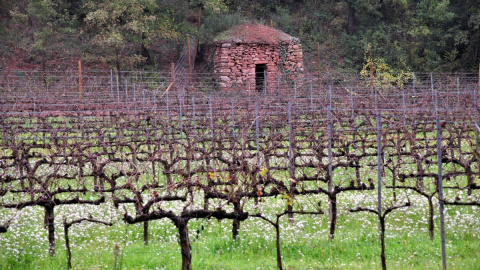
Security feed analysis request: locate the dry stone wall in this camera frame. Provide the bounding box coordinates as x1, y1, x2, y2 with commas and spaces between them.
214, 42, 304, 92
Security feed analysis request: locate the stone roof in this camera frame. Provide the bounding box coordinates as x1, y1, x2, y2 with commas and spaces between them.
214, 23, 299, 44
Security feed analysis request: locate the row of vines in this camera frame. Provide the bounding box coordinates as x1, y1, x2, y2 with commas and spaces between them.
1, 73, 480, 269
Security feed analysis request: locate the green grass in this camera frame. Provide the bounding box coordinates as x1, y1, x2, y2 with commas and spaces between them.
1, 190, 479, 270
1, 116, 479, 270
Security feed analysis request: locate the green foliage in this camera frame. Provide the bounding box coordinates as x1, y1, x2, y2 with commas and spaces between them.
200, 8, 247, 43
271, 7, 295, 35
6, 0, 78, 68
84, 0, 179, 70
1, 193, 479, 269
259, 167, 268, 177
0, 0, 480, 71
192, 0, 229, 14
360, 44, 411, 90
349, 0, 456, 71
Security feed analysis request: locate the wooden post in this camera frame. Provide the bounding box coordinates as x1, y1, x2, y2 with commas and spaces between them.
476, 62, 480, 108
187, 37, 192, 85
370, 61, 374, 86
194, 7, 202, 67
78, 60, 83, 99
370, 61, 375, 96
270, 19, 273, 28
317, 43, 321, 91
171, 62, 176, 90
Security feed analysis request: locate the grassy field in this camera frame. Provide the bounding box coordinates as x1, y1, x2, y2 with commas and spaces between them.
1, 188, 479, 270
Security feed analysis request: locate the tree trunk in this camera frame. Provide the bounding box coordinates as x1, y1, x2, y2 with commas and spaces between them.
428, 196, 434, 240
115, 48, 121, 80
41, 53, 47, 89
143, 221, 149, 245
466, 167, 473, 196
175, 219, 192, 270
329, 195, 337, 240
140, 33, 152, 66
380, 217, 386, 270
275, 224, 283, 270
232, 219, 240, 240
203, 197, 209, 211
379, 0, 388, 20
44, 205, 55, 256
232, 201, 241, 240
347, 2, 355, 35
64, 224, 72, 269
287, 204, 294, 222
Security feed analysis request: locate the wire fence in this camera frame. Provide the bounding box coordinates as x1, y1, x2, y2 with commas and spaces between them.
0, 70, 478, 117
0, 70, 479, 269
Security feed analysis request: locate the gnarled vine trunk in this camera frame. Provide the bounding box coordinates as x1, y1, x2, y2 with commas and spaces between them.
329, 195, 337, 240
44, 205, 55, 256
174, 219, 192, 270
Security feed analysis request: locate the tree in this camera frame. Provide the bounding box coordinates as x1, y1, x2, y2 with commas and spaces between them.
347, 0, 454, 71
7, 0, 78, 70
448, 0, 480, 70
84, 0, 177, 70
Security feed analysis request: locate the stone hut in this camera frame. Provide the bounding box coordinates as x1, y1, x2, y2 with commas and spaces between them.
213, 23, 304, 92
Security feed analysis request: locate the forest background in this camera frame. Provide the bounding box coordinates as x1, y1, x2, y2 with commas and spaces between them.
0, 0, 479, 73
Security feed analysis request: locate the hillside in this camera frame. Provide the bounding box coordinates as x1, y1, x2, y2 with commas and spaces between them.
0, 0, 479, 73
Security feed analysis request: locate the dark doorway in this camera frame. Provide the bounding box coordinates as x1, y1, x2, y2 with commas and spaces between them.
255, 64, 266, 92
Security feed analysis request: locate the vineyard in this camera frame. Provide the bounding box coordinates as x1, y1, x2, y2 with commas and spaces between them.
1, 71, 480, 270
